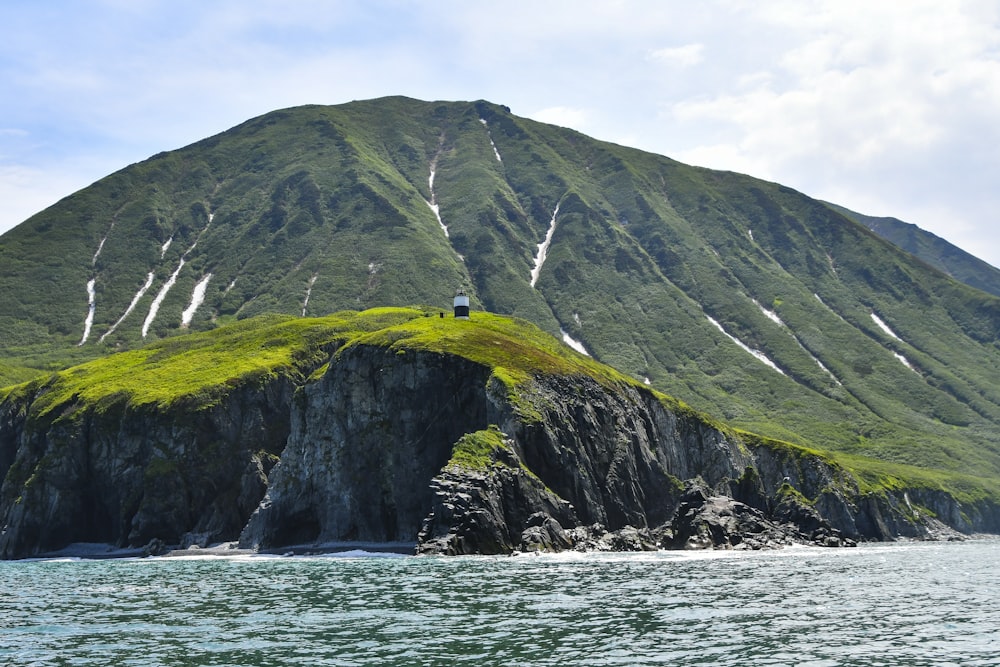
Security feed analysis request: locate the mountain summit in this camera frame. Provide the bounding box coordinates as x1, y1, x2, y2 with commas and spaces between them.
1, 96, 999, 493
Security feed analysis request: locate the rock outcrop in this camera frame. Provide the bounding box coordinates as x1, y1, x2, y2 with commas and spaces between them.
0, 322, 993, 559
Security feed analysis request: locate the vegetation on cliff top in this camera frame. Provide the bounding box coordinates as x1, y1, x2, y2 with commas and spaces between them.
3, 306, 996, 508
1, 307, 646, 420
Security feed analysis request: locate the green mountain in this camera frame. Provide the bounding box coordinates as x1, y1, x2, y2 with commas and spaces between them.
2, 96, 1000, 499
826, 202, 1000, 297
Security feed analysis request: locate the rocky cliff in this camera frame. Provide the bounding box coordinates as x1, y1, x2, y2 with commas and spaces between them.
0, 309, 994, 559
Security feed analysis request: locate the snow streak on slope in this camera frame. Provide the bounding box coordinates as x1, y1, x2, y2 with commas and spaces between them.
752, 298, 840, 383
870, 312, 902, 341
79, 227, 114, 344
302, 274, 318, 316
181, 273, 213, 327
479, 118, 502, 162
142, 259, 185, 338
160, 236, 173, 259
561, 329, 590, 356
141, 213, 213, 338
425, 150, 449, 238
92, 237, 107, 265
706, 315, 784, 375
894, 352, 918, 372
78, 279, 97, 346
530, 203, 560, 288
869, 312, 918, 372
754, 299, 784, 326
99, 272, 155, 343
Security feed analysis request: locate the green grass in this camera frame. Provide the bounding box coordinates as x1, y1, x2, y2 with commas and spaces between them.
3, 307, 645, 427
447, 425, 511, 470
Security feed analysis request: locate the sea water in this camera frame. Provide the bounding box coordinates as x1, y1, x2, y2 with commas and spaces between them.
2, 540, 998, 666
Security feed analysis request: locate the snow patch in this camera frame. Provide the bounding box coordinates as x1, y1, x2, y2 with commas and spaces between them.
160, 236, 173, 259
530, 203, 560, 288
706, 315, 785, 375
894, 352, 918, 373
142, 259, 185, 338
812, 356, 842, 385
224, 278, 237, 294
561, 328, 589, 356
78, 279, 97, 346
92, 237, 107, 266
142, 215, 213, 337
753, 299, 784, 326
643, 376, 651, 386
756, 299, 840, 385
302, 274, 318, 317
100, 272, 155, 343
181, 273, 213, 327
573, 312, 581, 325
426, 167, 449, 237
479, 118, 502, 162
870, 312, 902, 341
747, 229, 754, 241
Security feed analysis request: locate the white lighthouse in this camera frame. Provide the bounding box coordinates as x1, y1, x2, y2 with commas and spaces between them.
454, 289, 470, 320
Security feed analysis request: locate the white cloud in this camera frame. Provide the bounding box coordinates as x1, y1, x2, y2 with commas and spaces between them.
529, 106, 590, 130
649, 43, 704, 67
2, 1, 1000, 267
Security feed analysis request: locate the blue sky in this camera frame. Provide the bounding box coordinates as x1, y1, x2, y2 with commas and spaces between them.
3, 0, 1000, 268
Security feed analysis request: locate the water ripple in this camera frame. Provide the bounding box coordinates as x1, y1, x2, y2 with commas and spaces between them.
2, 542, 999, 665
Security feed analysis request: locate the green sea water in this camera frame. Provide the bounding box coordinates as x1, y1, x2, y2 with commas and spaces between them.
2, 540, 999, 666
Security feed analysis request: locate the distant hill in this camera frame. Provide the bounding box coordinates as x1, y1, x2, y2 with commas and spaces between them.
826, 202, 1000, 297
2, 96, 1000, 491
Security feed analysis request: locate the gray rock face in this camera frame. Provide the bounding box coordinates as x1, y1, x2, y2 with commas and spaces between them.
0, 345, 993, 559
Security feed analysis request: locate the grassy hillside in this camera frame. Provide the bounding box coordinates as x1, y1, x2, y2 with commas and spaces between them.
2, 97, 1000, 485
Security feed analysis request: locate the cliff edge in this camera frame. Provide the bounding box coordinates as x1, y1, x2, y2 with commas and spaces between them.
1, 308, 995, 559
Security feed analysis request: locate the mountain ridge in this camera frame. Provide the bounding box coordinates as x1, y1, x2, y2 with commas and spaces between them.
825, 202, 1000, 297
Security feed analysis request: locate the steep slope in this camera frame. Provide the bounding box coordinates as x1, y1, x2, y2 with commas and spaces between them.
827, 202, 1000, 297
2, 309, 993, 559
1, 97, 1000, 485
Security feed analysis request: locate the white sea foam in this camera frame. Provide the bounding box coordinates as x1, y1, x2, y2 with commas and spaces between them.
181, 273, 213, 327
706, 315, 784, 375
530, 203, 560, 288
